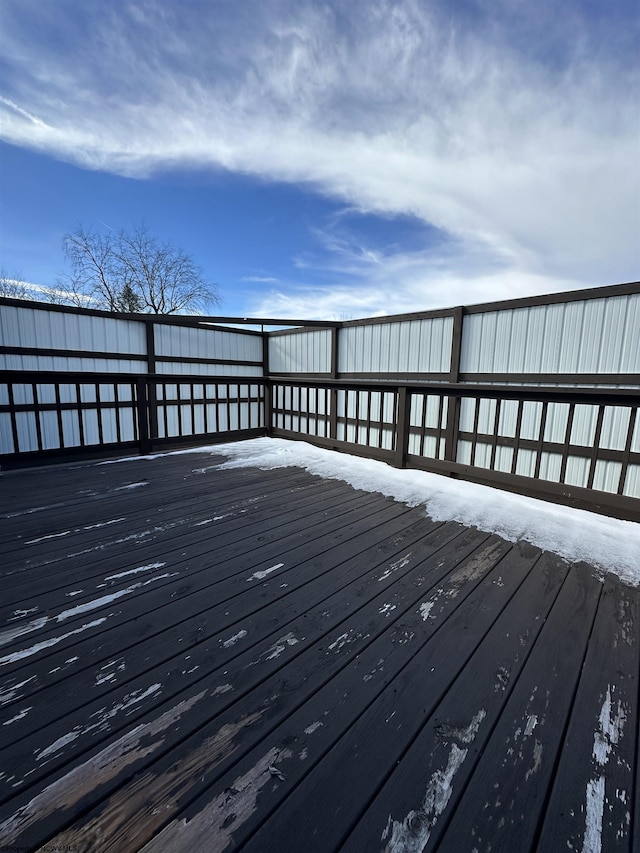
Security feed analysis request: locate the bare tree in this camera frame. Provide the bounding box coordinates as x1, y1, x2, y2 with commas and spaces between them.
60, 225, 219, 314
0, 269, 31, 300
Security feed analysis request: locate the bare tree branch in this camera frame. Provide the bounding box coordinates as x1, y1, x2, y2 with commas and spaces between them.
0, 269, 31, 300
60, 225, 220, 314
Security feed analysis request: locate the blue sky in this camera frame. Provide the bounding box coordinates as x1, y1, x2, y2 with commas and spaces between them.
0, 0, 638, 319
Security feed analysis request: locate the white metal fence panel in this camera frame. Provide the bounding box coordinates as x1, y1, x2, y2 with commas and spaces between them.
0, 303, 265, 377
339, 316, 453, 374
155, 324, 263, 366
155, 362, 263, 377
0, 304, 147, 355
0, 354, 145, 372
460, 292, 640, 376
269, 329, 332, 374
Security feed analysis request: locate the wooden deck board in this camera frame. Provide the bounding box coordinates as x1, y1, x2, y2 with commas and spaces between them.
0, 449, 638, 852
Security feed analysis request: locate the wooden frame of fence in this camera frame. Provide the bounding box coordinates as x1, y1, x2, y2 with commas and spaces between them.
0, 371, 267, 466
2, 369, 638, 521
2, 282, 639, 521
267, 377, 640, 522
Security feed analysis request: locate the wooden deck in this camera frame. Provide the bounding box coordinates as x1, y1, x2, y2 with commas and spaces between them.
0, 448, 638, 853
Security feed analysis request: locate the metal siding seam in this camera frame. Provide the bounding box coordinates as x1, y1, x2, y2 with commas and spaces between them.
620, 294, 640, 372
459, 313, 478, 373
599, 298, 622, 372
509, 309, 524, 372
580, 298, 606, 373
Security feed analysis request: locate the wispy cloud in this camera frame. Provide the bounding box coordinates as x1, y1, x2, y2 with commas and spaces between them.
1, 0, 638, 312
248, 235, 583, 320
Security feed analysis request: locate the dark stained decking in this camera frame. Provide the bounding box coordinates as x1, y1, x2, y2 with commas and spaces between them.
0, 449, 638, 853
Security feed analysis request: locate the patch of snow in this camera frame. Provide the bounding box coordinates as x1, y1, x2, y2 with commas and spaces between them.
115, 482, 148, 490
304, 721, 324, 735
207, 438, 640, 585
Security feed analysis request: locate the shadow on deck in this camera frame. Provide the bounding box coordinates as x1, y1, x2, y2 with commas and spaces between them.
0, 449, 638, 852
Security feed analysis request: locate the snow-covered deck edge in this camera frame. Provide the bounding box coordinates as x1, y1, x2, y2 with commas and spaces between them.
101, 438, 640, 585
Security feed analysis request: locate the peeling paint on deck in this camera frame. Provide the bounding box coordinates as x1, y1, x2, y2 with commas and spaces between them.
579, 685, 628, 853
0, 618, 107, 666
26, 529, 71, 545
382, 709, 486, 852
0, 675, 37, 705
0, 617, 49, 647
49, 707, 270, 850
249, 633, 300, 665
104, 562, 167, 580
0, 690, 208, 844
34, 683, 163, 763
247, 563, 284, 581
2, 706, 31, 725
328, 628, 369, 653
378, 553, 412, 583
138, 747, 292, 853
222, 630, 248, 648
8, 607, 39, 620
417, 542, 507, 624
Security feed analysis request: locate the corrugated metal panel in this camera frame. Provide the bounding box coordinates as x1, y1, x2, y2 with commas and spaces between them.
623, 465, 640, 497
339, 316, 453, 373
155, 325, 262, 363
460, 293, 640, 377
0, 355, 143, 373
0, 305, 147, 354
269, 330, 332, 373
155, 362, 263, 376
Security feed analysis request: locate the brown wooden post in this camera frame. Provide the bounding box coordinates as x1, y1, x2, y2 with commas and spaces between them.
262, 329, 272, 435
329, 325, 339, 441
135, 376, 152, 455
145, 320, 158, 446
444, 307, 464, 469
394, 385, 412, 468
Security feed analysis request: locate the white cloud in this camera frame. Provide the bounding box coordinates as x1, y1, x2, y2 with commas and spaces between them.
247, 265, 584, 321
1, 0, 638, 312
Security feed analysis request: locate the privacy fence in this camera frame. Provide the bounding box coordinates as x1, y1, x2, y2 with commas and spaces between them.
1, 282, 639, 522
